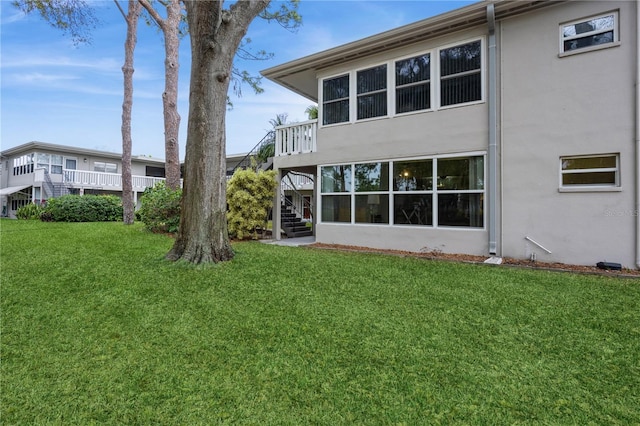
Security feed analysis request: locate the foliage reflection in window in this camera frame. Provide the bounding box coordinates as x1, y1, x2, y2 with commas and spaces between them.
437, 157, 484, 190
321, 165, 352, 193
323, 75, 349, 125
357, 65, 387, 120
561, 12, 617, 53
440, 40, 482, 107
355, 162, 389, 192
396, 54, 431, 113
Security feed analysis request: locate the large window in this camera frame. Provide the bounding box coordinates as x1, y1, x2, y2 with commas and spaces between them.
320, 154, 484, 228
560, 154, 619, 188
320, 38, 483, 126
357, 65, 387, 120
322, 74, 350, 125
439, 40, 482, 107
396, 54, 431, 114
561, 12, 617, 54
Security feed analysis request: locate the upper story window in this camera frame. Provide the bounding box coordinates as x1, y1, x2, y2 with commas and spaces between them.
319, 38, 483, 126
439, 40, 482, 107
560, 12, 618, 54
36, 153, 63, 174
357, 64, 387, 120
12, 154, 34, 176
322, 74, 349, 125
396, 53, 431, 114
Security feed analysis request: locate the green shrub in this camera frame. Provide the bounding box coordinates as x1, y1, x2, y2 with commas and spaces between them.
16, 203, 44, 220
227, 168, 277, 240
41, 195, 123, 222
138, 182, 181, 233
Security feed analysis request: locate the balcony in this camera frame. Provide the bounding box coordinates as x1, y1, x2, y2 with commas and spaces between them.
63, 169, 166, 190
33, 168, 167, 192
274, 120, 317, 156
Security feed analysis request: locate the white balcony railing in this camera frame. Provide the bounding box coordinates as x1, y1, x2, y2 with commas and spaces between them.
62, 169, 166, 190
275, 120, 317, 156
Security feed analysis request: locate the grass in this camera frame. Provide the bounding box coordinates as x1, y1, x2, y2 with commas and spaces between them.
1, 220, 639, 424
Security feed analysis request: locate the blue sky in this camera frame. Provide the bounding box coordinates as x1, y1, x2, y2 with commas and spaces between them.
1, 0, 474, 159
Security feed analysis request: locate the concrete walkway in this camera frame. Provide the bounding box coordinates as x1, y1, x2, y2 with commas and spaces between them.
260, 236, 316, 247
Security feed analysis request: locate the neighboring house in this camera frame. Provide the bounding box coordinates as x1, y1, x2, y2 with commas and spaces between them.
262, 0, 640, 268
0, 141, 311, 233
0, 142, 168, 218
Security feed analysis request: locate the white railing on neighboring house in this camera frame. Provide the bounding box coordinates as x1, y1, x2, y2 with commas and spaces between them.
275, 120, 317, 156
62, 169, 166, 190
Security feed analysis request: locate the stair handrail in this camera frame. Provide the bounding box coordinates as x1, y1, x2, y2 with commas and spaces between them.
282, 172, 313, 222
41, 169, 55, 199
231, 130, 275, 174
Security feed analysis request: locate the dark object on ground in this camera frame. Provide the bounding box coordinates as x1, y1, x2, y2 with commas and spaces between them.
597, 262, 622, 271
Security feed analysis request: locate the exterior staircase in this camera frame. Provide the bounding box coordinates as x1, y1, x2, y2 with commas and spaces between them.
281, 205, 313, 238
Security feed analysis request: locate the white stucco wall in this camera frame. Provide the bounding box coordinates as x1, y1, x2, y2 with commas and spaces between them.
500, 1, 637, 268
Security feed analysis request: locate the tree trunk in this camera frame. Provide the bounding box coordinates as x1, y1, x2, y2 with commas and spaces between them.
120, 0, 141, 225
167, 0, 268, 263
162, 0, 181, 190
138, 0, 181, 190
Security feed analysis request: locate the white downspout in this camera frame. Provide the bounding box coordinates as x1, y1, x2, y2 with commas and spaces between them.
487, 3, 498, 255
636, 0, 640, 268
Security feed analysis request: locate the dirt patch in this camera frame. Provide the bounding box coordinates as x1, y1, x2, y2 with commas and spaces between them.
308, 243, 640, 278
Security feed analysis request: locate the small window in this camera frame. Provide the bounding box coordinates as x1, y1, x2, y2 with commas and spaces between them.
322, 75, 349, 125
357, 65, 387, 120
65, 159, 77, 170
561, 12, 618, 54
560, 154, 619, 187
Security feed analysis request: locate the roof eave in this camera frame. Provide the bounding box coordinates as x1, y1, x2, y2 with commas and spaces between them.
261, 0, 565, 101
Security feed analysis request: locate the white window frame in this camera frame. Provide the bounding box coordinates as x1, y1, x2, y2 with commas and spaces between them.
318, 151, 486, 229
436, 37, 485, 110
559, 11, 619, 56
64, 157, 78, 170
393, 50, 435, 116
320, 73, 350, 127
558, 153, 621, 192
318, 38, 485, 128
94, 161, 118, 174
355, 62, 389, 121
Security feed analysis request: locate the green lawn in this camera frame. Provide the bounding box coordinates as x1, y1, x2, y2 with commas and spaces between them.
1, 220, 638, 424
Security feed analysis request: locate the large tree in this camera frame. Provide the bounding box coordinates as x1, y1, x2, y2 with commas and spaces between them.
167, 0, 299, 264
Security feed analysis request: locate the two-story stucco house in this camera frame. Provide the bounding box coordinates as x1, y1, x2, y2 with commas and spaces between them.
0, 142, 169, 217
263, 0, 640, 269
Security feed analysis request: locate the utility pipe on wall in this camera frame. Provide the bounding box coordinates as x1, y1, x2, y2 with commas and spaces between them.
487, 4, 498, 255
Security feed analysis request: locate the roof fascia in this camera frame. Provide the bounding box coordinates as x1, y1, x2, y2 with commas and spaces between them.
0, 141, 165, 164
261, 0, 565, 101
